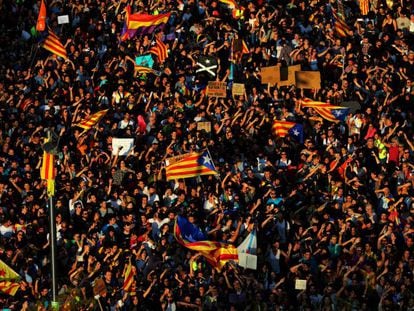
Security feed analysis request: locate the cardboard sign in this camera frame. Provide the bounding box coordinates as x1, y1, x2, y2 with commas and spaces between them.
57, 15, 70, 25
206, 81, 227, 98
238, 253, 257, 270
260, 64, 301, 86
232, 83, 245, 96
295, 71, 321, 89
112, 138, 134, 156
197, 121, 211, 133
295, 279, 307, 290
260, 66, 279, 84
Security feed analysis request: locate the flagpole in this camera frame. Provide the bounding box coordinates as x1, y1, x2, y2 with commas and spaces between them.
45, 130, 59, 309
49, 192, 58, 308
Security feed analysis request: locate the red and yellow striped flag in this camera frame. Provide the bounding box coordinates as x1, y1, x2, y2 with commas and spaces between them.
122, 259, 135, 292
149, 38, 168, 63
332, 10, 351, 38
165, 150, 217, 181
36, 0, 47, 32
40, 136, 56, 197
0, 281, 20, 296
42, 31, 67, 59
359, 0, 370, 16
174, 216, 238, 271
74, 109, 108, 131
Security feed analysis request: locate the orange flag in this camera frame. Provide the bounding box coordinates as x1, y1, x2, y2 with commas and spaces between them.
36, 0, 47, 31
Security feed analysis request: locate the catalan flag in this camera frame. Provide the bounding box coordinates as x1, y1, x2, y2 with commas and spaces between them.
165, 150, 218, 181
121, 6, 171, 41
149, 38, 168, 63
301, 99, 350, 123
42, 31, 67, 59
134, 66, 159, 75
36, 0, 47, 32
74, 109, 108, 131
0, 281, 20, 296
0, 259, 20, 281
359, 0, 370, 16
332, 9, 351, 38
272, 121, 304, 143
174, 216, 238, 270
41, 135, 56, 197
122, 258, 135, 292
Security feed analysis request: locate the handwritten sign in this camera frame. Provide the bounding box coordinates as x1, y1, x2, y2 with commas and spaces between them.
232, 83, 245, 96
206, 81, 227, 98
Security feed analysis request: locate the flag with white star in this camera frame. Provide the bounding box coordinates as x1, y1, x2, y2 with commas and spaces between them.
272, 121, 304, 143
165, 150, 218, 180
301, 99, 350, 123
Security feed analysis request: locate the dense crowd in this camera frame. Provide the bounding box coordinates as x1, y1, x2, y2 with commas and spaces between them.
1, 0, 414, 310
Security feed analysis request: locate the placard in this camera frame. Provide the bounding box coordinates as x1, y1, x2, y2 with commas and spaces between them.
238, 253, 257, 270
232, 83, 245, 96
197, 121, 211, 133
206, 81, 227, 98
279, 64, 301, 86
295, 71, 321, 89
295, 279, 307, 290
57, 15, 70, 25
260, 64, 301, 86
112, 138, 134, 156
260, 66, 279, 84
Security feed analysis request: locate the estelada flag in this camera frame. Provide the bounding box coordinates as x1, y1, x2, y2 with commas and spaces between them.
174, 216, 238, 271
165, 150, 217, 181
36, 0, 47, 32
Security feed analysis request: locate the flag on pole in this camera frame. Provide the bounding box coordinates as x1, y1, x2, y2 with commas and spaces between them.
41, 136, 56, 197
41, 30, 67, 59
121, 6, 171, 41
237, 230, 257, 270
301, 99, 350, 123
165, 150, 218, 181
73, 109, 108, 131
149, 38, 168, 63
174, 216, 238, 270
0, 281, 20, 296
36, 0, 47, 32
272, 121, 304, 143
0, 259, 20, 281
